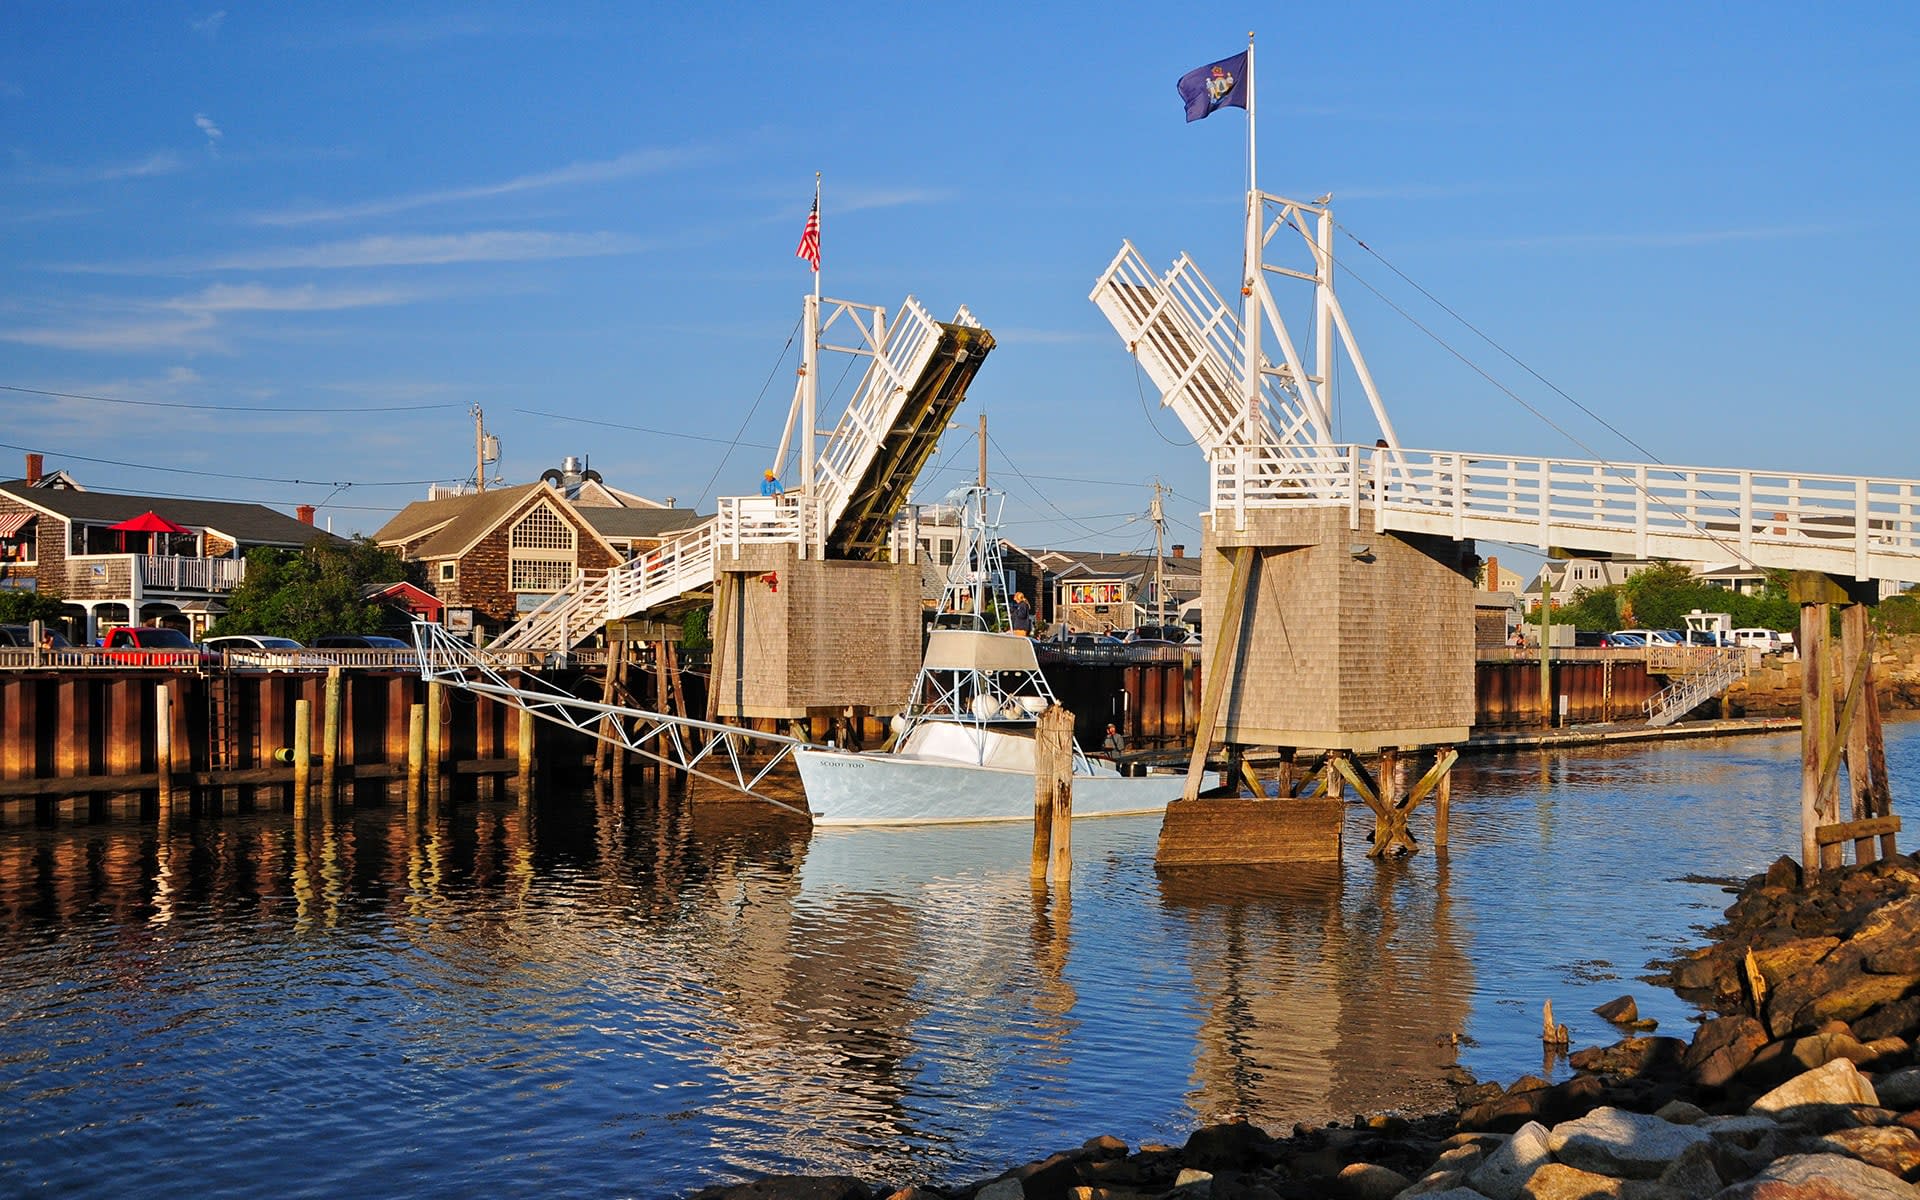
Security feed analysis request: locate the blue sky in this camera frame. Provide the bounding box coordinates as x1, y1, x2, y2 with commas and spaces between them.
3, 4, 1915, 562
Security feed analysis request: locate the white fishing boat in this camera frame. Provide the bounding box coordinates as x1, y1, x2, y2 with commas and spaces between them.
795, 487, 1185, 826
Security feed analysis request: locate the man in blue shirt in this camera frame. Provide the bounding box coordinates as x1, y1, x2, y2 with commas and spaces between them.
760, 469, 784, 497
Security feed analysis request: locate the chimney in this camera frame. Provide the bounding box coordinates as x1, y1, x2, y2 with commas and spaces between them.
1486, 555, 1500, 592
296, 504, 315, 526
24, 453, 42, 486
1170, 544, 1185, 559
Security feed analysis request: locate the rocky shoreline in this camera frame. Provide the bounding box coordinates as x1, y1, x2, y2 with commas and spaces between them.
691, 853, 1920, 1199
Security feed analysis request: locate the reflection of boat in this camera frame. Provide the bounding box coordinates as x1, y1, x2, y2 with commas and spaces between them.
796, 487, 1185, 826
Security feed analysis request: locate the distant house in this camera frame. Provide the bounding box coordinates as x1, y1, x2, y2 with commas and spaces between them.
0, 454, 345, 641
372, 458, 705, 639
1005, 543, 1203, 634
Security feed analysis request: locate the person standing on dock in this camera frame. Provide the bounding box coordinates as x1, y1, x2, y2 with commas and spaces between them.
1103, 723, 1126, 755
1010, 591, 1033, 636
760, 469, 784, 497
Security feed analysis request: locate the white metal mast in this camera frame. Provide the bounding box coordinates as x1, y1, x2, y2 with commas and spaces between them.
1237, 30, 1257, 532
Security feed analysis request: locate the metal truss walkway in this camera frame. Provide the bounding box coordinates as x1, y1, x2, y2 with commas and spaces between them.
415, 623, 813, 813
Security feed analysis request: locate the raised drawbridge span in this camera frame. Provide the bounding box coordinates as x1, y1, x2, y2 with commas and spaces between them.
1093, 209, 1920, 584
1096, 186, 1905, 867
490, 296, 991, 654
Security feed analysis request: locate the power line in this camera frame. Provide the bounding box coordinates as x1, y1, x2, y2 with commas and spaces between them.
1, 382, 464, 414
513, 407, 778, 449
0, 438, 461, 488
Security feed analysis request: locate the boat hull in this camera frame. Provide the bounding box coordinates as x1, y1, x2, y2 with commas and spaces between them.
796, 747, 1185, 826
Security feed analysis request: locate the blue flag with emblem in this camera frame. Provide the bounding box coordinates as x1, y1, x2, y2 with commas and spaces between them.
1176, 52, 1249, 123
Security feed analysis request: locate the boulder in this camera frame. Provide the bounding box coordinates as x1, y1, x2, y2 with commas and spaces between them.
972, 1181, 1023, 1200
1338, 1162, 1413, 1200
1751, 937, 1842, 989
1594, 996, 1640, 1024
1654, 1099, 1709, 1125
1878, 1067, 1920, 1110
1393, 1168, 1469, 1196
1567, 1036, 1687, 1077
1545, 1107, 1711, 1180
1857, 997, 1920, 1043
1466, 1120, 1552, 1200
1845, 895, 1920, 976
1182, 1120, 1284, 1171
1707, 1151, 1919, 1198
1397, 1190, 1494, 1200
1765, 856, 1804, 888
1809, 1125, 1920, 1180
1081, 1134, 1129, 1159
1697, 1115, 1781, 1153
1790, 1029, 1880, 1070
1686, 1016, 1772, 1088
1515, 1163, 1631, 1199
1751, 1058, 1880, 1117
1656, 1140, 1726, 1196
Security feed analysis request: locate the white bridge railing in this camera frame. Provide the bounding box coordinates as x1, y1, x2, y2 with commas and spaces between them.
1215, 443, 1920, 582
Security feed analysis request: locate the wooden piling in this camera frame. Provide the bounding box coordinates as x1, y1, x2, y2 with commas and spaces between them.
292, 697, 312, 819
1032, 705, 1073, 882
517, 704, 535, 800
426, 679, 443, 799
407, 703, 426, 811
155, 684, 174, 814
320, 667, 342, 808
1435, 745, 1454, 850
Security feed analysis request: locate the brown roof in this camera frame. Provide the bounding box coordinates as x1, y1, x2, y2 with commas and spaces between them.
0, 481, 345, 548
574, 507, 708, 540
372, 484, 631, 561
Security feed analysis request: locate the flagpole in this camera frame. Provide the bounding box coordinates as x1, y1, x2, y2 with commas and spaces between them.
1239, 30, 1258, 531
802, 172, 820, 501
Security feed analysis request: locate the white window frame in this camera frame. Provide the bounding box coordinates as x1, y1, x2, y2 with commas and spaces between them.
508, 502, 579, 594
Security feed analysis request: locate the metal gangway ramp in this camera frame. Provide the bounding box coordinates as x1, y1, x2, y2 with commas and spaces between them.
417, 622, 813, 813
489, 296, 991, 655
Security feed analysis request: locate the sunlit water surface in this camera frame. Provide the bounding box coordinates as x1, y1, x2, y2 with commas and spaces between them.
1, 720, 1912, 1198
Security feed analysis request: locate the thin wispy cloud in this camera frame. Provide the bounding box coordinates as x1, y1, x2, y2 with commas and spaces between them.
255, 146, 708, 226
191, 10, 227, 39
164, 282, 429, 313
58, 229, 651, 274
19, 151, 187, 185
0, 312, 220, 353
1493, 225, 1838, 250
832, 186, 949, 214
195, 113, 224, 154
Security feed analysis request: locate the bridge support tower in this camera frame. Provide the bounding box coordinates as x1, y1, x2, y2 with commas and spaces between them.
1162, 505, 1476, 864
709, 543, 922, 745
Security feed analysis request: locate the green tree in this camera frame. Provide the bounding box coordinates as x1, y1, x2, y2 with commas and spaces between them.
681, 606, 710, 651
0, 588, 68, 625
211, 539, 416, 644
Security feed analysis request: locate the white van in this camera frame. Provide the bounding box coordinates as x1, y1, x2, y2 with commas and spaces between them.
1731, 628, 1782, 652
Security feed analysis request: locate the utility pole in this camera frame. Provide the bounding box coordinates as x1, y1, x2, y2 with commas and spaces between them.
473, 405, 487, 494
977, 411, 988, 488
1150, 480, 1169, 626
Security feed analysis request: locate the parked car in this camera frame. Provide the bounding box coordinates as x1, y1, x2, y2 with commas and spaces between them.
0, 624, 72, 649
1606, 630, 1649, 647
1731, 627, 1784, 652
101, 626, 218, 668
203, 634, 332, 671
313, 634, 416, 665
1123, 624, 1193, 645
313, 634, 413, 650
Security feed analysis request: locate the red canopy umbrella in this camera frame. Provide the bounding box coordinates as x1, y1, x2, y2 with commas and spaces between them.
109, 510, 193, 553
109, 511, 193, 534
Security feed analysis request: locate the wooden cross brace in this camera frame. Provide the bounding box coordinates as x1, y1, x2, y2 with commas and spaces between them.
1335, 748, 1461, 858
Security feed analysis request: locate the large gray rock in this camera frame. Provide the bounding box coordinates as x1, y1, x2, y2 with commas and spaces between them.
1696, 1114, 1780, 1152
1708, 1151, 1920, 1198
1751, 1056, 1880, 1116
1656, 1140, 1724, 1196
1546, 1107, 1711, 1180
1468, 1120, 1553, 1200
1877, 1065, 1920, 1109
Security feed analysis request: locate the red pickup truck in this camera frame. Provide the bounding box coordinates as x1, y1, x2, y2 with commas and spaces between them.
101, 626, 219, 668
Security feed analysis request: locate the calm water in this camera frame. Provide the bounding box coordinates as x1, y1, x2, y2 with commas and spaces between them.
1, 721, 1911, 1198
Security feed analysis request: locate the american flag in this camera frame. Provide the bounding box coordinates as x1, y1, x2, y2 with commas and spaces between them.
795, 198, 820, 271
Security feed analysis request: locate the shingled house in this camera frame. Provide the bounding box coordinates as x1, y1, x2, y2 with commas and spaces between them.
0, 454, 345, 641
372, 460, 705, 640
